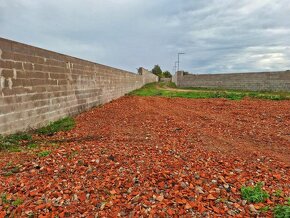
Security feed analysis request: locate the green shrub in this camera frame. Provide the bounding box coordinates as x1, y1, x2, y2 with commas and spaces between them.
36, 117, 75, 135
241, 182, 269, 203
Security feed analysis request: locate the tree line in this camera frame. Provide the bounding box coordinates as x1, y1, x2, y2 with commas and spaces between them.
151, 65, 172, 78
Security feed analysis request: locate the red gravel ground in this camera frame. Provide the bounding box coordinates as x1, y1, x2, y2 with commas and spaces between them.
0, 96, 289, 217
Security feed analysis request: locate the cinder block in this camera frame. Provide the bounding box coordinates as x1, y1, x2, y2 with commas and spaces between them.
0, 38, 12, 52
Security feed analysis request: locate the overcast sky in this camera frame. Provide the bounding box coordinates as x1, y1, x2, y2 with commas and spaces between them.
1, 0, 290, 74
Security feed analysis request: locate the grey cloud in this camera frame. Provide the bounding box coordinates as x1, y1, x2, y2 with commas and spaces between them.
0, 0, 290, 73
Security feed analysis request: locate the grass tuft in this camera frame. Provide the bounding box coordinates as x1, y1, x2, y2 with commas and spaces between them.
274, 189, 283, 197
274, 202, 290, 218
27, 143, 38, 149
0, 133, 32, 151
259, 206, 270, 213
241, 182, 269, 203
36, 117, 75, 135
1, 193, 9, 204
0, 117, 75, 153
0, 193, 23, 207
38, 150, 51, 157
12, 198, 23, 206
164, 82, 177, 88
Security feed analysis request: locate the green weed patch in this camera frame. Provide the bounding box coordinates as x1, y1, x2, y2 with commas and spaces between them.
241, 182, 269, 203
36, 117, 75, 135
130, 82, 290, 100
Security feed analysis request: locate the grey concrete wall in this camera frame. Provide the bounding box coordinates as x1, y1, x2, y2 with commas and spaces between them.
174, 71, 290, 91
0, 38, 158, 135
138, 67, 159, 84
160, 78, 172, 83
172, 71, 181, 85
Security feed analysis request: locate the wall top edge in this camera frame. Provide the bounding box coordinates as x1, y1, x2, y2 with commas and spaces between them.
176, 70, 290, 77
0, 37, 137, 76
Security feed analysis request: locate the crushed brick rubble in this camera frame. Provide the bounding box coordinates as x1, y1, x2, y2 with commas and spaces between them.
0, 96, 289, 217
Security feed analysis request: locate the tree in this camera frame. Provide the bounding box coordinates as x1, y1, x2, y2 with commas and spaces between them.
163, 71, 172, 78
152, 65, 162, 77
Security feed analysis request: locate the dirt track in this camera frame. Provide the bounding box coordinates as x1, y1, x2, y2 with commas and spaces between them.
0, 96, 289, 217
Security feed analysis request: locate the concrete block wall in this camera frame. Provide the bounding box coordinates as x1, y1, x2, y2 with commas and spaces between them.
138, 67, 159, 84
0, 38, 158, 135
174, 71, 290, 91
160, 78, 172, 83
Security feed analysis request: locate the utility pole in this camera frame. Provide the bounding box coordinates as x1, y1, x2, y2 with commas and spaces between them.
174, 61, 178, 74
177, 52, 185, 72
